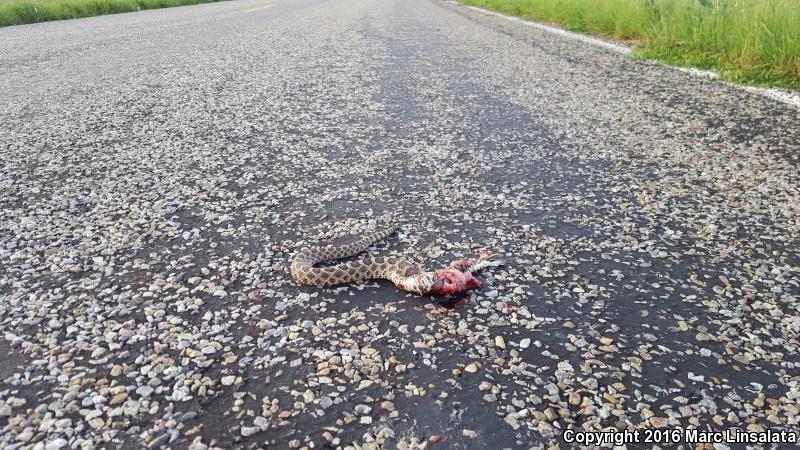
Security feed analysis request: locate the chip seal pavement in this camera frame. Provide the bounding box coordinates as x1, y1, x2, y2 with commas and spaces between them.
1, 0, 798, 448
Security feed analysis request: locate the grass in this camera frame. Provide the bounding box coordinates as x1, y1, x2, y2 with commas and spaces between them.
459, 0, 800, 90
0, 0, 224, 27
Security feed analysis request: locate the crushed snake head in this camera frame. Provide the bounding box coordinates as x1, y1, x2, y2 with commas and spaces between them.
291, 220, 503, 296
429, 269, 482, 295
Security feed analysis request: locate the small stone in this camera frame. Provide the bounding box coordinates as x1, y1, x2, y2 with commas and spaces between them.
55, 418, 72, 428
179, 411, 198, 422
581, 378, 598, 390
464, 363, 478, 373
254, 416, 269, 429
241, 426, 260, 436
538, 421, 555, 439
137, 386, 155, 398
221, 375, 236, 386
148, 433, 170, 448
319, 396, 333, 409
603, 392, 618, 404
695, 332, 711, 341
201, 345, 216, 355
17, 429, 34, 442
494, 336, 506, 349
462, 429, 477, 439
519, 338, 531, 349
649, 417, 669, 428
45, 439, 68, 450
110, 392, 128, 405
504, 415, 520, 430
380, 401, 395, 412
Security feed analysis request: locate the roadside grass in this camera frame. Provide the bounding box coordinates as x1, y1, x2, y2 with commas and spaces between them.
0, 0, 223, 27
459, 0, 800, 90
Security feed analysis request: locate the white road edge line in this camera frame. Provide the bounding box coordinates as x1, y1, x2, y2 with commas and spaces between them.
461, 4, 630, 55
241, 4, 276, 12
456, 2, 800, 111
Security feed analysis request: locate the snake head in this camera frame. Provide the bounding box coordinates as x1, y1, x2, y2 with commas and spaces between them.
429, 269, 482, 295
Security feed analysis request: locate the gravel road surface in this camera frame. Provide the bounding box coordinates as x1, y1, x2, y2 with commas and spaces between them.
1, 0, 799, 448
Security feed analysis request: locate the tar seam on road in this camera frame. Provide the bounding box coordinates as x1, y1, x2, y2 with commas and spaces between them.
457, 2, 800, 111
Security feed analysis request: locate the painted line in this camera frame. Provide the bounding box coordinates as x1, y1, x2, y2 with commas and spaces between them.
742, 87, 800, 110
455, 2, 800, 111
460, 4, 630, 55
241, 4, 275, 12
673, 67, 719, 80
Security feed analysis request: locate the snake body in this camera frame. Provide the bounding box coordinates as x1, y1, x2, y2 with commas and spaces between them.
291, 222, 501, 295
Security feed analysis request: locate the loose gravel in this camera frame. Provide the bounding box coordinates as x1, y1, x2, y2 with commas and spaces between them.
1, 0, 798, 449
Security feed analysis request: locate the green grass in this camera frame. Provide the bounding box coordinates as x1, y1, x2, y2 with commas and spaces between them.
460, 0, 800, 89
0, 0, 224, 27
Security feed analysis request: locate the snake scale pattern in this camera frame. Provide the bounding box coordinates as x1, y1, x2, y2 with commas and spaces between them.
291, 222, 501, 295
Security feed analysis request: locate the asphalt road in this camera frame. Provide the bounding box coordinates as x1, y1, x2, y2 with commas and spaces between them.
1, 0, 799, 449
